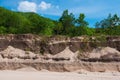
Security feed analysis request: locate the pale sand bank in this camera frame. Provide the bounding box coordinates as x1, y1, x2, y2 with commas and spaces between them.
0, 70, 120, 80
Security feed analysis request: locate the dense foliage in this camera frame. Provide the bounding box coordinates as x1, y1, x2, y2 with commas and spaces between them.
0, 7, 120, 36
0, 7, 55, 35
95, 14, 120, 35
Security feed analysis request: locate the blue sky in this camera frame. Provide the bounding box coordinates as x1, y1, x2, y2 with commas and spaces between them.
0, 0, 120, 27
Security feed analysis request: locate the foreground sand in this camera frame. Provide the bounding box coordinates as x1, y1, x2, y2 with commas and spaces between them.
0, 70, 120, 80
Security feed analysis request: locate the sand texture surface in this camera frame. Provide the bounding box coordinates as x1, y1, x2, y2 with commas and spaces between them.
0, 70, 120, 80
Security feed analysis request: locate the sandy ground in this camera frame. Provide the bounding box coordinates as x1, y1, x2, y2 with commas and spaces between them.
0, 70, 120, 80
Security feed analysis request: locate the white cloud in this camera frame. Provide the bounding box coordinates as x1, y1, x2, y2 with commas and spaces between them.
17, 1, 61, 16
18, 1, 37, 12
38, 1, 51, 10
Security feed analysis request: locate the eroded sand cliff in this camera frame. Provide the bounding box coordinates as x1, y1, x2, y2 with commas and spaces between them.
0, 34, 120, 72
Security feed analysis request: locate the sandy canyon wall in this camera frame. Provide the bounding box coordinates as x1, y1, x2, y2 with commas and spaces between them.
0, 34, 120, 72
0, 34, 120, 55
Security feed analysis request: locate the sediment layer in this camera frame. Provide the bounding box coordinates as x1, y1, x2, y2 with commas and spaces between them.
0, 61, 120, 72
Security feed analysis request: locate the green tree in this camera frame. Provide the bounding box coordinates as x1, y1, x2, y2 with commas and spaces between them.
95, 14, 120, 35
0, 26, 7, 34
40, 19, 55, 35
59, 10, 75, 35
75, 13, 94, 36
22, 12, 55, 35
95, 14, 120, 28
76, 13, 88, 27
0, 7, 56, 35
53, 21, 63, 35
8, 27, 17, 34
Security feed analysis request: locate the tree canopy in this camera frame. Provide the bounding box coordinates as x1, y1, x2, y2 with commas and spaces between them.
0, 7, 120, 36
95, 14, 120, 35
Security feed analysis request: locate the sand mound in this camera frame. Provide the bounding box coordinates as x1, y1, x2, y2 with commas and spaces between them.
0, 46, 37, 59
89, 47, 120, 58
0, 46, 26, 58
53, 47, 76, 61
16, 67, 38, 72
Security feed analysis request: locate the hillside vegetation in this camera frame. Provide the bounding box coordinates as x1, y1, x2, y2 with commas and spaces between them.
0, 7, 120, 36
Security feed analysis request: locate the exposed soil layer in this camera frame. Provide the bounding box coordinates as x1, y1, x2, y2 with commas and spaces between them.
0, 34, 120, 55
0, 61, 120, 72
0, 34, 120, 72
